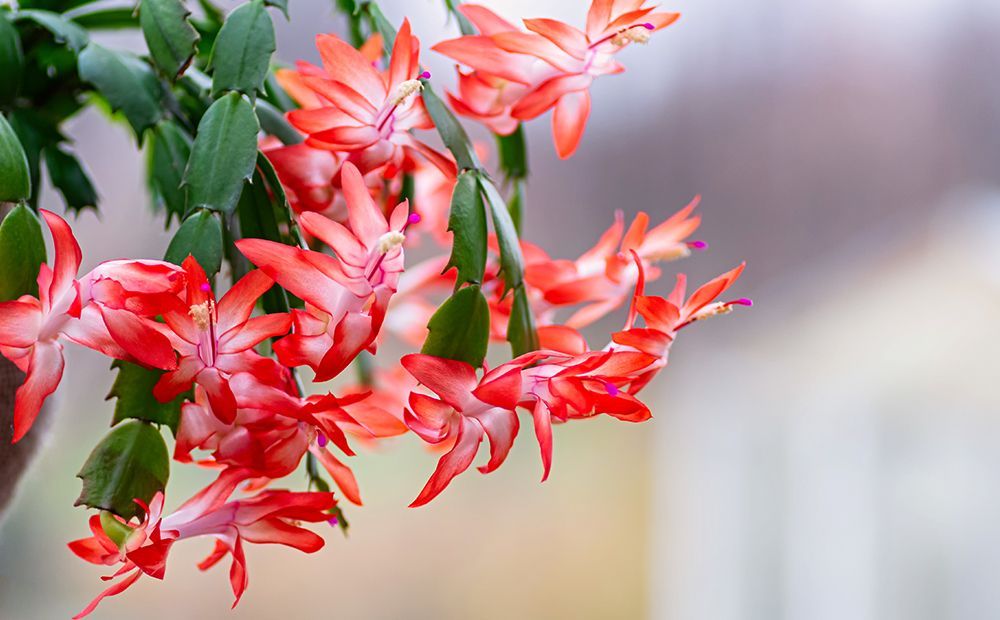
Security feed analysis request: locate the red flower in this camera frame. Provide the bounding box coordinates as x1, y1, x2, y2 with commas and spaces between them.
70, 469, 334, 617
152, 257, 291, 423
236, 162, 410, 381
434, 2, 679, 157
0, 211, 180, 441
282, 20, 455, 178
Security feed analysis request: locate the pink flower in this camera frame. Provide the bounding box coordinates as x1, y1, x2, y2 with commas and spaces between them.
152, 257, 291, 423
69, 469, 334, 617
401, 346, 655, 506
236, 162, 410, 382
0, 211, 180, 441
282, 20, 456, 178
434, 2, 679, 157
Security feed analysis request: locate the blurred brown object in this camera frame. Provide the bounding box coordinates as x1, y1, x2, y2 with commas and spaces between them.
0, 356, 48, 523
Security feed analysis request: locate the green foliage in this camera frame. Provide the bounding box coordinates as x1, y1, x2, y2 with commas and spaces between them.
0, 113, 31, 201
0, 204, 46, 301
140, 0, 200, 79
107, 361, 185, 434
209, 0, 276, 99
77, 43, 164, 140
75, 420, 170, 520
477, 173, 538, 355
496, 124, 528, 180
0, 13, 24, 104
443, 0, 476, 36
478, 174, 525, 291
421, 79, 480, 171
164, 208, 223, 276
507, 286, 539, 356
445, 170, 487, 286
148, 121, 193, 224
256, 99, 302, 145
363, 2, 396, 51
421, 285, 491, 368
44, 145, 98, 212
15, 9, 89, 52
263, 0, 289, 20
70, 7, 139, 30
182, 92, 259, 214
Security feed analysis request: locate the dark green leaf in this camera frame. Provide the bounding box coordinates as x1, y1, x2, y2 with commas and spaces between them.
209, 0, 276, 99
164, 208, 223, 276
70, 7, 139, 30
507, 285, 538, 356
256, 98, 302, 145
263, 72, 297, 112
495, 124, 527, 179
477, 174, 536, 354
421, 285, 491, 368
0, 113, 31, 201
75, 420, 170, 520
182, 92, 259, 214
107, 361, 185, 434
478, 173, 525, 291
236, 165, 293, 313
445, 170, 487, 285
264, 0, 288, 19
363, 2, 396, 52
78, 43, 164, 139
0, 13, 24, 104
44, 146, 98, 213
7, 111, 55, 207
16, 10, 89, 52
140, 0, 200, 79
149, 121, 192, 223
334, 0, 364, 47
507, 177, 524, 234
0, 204, 46, 301
421, 80, 479, 171
443, 0, 476, 36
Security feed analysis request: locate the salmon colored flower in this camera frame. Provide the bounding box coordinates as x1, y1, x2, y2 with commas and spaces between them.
282, 20, 456, 178
236, 162, 411, 382
401, 345, 655, 506
434, 2, 679, 157
152, 257, 291, 424
0, 211, 180, 442
69, 470, 334, 617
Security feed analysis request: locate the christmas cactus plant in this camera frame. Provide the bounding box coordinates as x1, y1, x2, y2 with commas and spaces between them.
0, 0, 750, 616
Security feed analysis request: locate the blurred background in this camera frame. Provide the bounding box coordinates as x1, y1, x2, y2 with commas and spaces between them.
3, 0, 1000, 617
